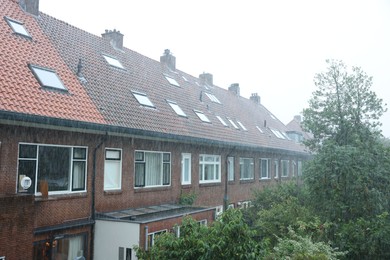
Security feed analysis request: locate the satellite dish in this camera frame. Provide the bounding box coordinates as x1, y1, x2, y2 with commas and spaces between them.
20, 176, 32, 190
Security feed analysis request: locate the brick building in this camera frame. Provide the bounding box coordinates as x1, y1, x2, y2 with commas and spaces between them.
0, 0, 309, 259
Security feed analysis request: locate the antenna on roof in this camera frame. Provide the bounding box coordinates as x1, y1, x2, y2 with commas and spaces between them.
77, 59, 83, 77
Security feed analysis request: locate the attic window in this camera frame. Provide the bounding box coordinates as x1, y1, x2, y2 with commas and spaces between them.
29, 65, 67, 91
205, 93, 221, 104
194, 110, 211, 123
228, 118, 239, 129
270, 129, 286, 139
182, 75, 189, 82
216, 116, 228, 126
256, 126, 264, 133
164, 75, 180, 87
5, 17, 31, 38
237, 121, 247, 131
167, 100, 187, 117
103, 55, 124, 69
132, 91, 154, 107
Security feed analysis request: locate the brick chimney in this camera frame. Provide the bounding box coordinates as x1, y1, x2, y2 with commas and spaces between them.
20, 0, 39, 16
199, 72, 213, 86
102, 29, 124, 50
228, 83, 240, 96
160, 49, 176, 71
294, 115, 302, 122
250, 93, 261, 104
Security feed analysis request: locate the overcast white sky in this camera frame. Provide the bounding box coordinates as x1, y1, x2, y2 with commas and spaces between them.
40, 0, 390, 138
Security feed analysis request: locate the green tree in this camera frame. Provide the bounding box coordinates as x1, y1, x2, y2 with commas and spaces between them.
302, 60, 390, 258
302, 59, 386, 151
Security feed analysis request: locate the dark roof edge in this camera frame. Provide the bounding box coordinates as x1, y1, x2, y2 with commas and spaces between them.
0, 111, 309, 157
34, 218, 94, 235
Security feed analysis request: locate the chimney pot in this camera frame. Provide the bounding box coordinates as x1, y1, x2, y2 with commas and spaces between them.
102, 29, 124, 50
294, 115, 302, 122
228, 83, 240, 96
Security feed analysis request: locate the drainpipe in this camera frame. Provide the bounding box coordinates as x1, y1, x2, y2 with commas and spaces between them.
90, 133, 108, 259
144, 226, 149, 251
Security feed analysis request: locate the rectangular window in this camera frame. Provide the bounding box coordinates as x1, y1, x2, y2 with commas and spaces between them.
134, 151, 171, 187
18, 143, 87, 194
199, 155, 221, 183
281, 160, 289, 177
29, 64, 67, 91
103, 54, 125, 69
181, 153, 191, 185
119, 247, 132, 260
132, 91, 155, 107
194, 110, 211, 123
167, 100, 187, 117
274, 160, 279, 178
292, 161, 296, 177
297, 161, 303, 176
104, 149, 122, 190
216, 116, 228, 126
260, 158, 270, 179
5, 17, 31, 38
240, 158, 254, 180
148, 230, 167, 247
34, 234, 86, 260
227, 157, 234, 181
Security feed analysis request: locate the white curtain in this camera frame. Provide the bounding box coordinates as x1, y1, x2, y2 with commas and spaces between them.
104, 160, 120, 189
67, 235, 84, 260
145, 153, 161, 186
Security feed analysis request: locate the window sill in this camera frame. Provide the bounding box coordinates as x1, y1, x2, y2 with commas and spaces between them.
34, 192, 87, 202
181, 184, 192, 189
104, 190, 122, 195
134, 186, 171, 193
260, 178, 271, 181
199, 182, 221, 188
239, 179, 255, 184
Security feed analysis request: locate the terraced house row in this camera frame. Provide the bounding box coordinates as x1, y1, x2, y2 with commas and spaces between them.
0, 0, 310, 259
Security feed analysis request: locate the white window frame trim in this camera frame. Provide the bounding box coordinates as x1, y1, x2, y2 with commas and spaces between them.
181, 153, 192, 185
199, 154, 221, 184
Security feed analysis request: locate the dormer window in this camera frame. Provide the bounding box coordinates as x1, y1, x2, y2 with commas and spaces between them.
5, 17, 31, 38
194, 110, 210, 123
167, 100, 186, 117
29, 65, 67, 91
103, 54, 124, 69
205, 93, 221, 104
227, 118, 239, 129
216, 116, 228, 126
132, 91, 154, 107
237, 121, 247, 131
164, 75, 180, 87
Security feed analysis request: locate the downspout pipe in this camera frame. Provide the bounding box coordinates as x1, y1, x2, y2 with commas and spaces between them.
90, 133, 108, 259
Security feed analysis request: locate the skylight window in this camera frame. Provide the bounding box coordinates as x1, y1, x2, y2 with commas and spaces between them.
132, 91, 154, 107
5, 17, 31, 38
29, 65, 67, 91
164, 75, 180, 87
256, 126, 264, 133
103, 55, 124, 69
205, 93, 221, 104
216, 116, 228, 126
237, 121, 247, 131
167, 100, 187, 117
182, 75, 189, 82
228, 118, 239, 129
270, 113, 276, 120
194, 110, 211, 123
270, 129, 286, 139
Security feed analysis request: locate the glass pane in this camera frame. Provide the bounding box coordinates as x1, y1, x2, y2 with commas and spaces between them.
133, 93, 154, 107
19, 144, 37, 158
135, 151, 144, 161
8, 19, 30, 37
37, 146, 70, 192
106, 149, 121, 160
163, 163, 170, 185
103, 55, 124, 69
73, 148, 86, 159
31, 66, 67, 90
163, 153, 170, 162
18, 160, 36, 193
135, 163, 145, 187
72, 161, 85, 190
183, 157, 190, 182
145, 153, 161, 186
104, 161, 121, 189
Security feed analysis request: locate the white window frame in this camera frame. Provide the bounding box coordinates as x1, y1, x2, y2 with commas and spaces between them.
29, 64, 67, 91
134, 150, 171, 188
239, 157, 254, 180
5, 17, 31, 38
216, 116, 228, 126
205, 93, 221, 104
194, 110, 211, 123
18, 143, 87, 195
281, 160, 289, 177
215, 205, 223, 218
237, 121, 247, 131
181, 153, 191, 185
260, 158, 270, 179
148, 230, 167, 247
132, 91, 155, 108
274, 160, 279, 178
199, 154, 221, 183
103, 54, 125, 69
104, 148, 122, 190
227, 156, 235, 181
164, 75, 180, 87
167, 100, 187, 117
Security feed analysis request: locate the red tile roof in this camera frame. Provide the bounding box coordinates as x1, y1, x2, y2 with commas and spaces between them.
0, 0, 105, 124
